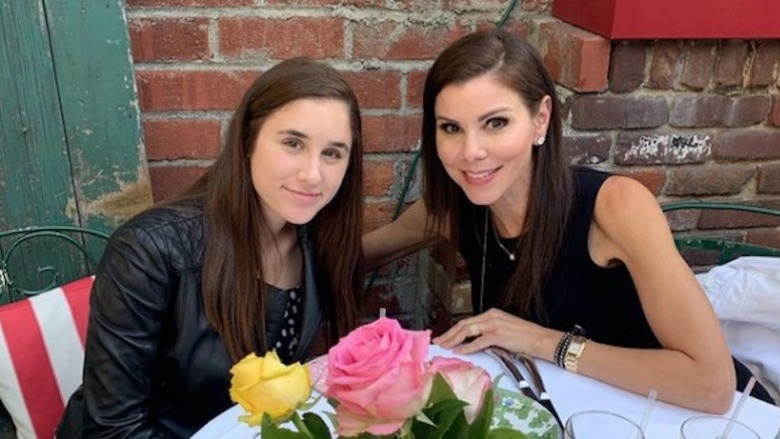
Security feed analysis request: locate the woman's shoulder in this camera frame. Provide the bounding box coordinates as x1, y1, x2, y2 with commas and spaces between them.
122, 197, 205, 234
110, 197, 207, 269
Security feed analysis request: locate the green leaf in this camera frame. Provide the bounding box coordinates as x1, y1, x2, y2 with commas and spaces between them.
260, 413, 309, 439
414, 411, 436, 426
469, 388, 494, 439
301, 413, 331, 439
427, 373, 459, 406
487, 428, 528, 439
413, 399, 470, 439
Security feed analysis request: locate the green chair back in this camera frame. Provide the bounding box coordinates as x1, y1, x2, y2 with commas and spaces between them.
661, 202, 780, 265
0, 226, 109, 304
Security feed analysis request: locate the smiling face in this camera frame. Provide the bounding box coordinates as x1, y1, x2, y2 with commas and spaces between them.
434, 72, 551, 210
250, 98, 352, 230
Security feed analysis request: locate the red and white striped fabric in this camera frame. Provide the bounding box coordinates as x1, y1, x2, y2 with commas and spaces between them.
0, 276, 93, 439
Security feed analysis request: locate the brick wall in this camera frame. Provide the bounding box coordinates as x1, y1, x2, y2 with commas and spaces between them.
126, 1, 779, 323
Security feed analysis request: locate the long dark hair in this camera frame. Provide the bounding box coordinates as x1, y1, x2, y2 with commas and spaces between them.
422, 30, 572, 319
180, 58, 363, 361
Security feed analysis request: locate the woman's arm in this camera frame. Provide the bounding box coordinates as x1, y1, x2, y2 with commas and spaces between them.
363, 199, 446, 271
575, 176, 735, 412
81, 224, 174, 438
437, 177, 735, 413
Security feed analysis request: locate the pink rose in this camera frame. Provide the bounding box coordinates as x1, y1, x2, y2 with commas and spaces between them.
429, 356, 491, 424
325, 318, 433, 437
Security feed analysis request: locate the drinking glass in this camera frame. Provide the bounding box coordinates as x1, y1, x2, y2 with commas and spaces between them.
564, 410, 644, 439
680, 415, 760, 439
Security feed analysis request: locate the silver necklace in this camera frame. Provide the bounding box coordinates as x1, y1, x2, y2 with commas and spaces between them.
489, 210, 518, 261
479, 208, 488, 313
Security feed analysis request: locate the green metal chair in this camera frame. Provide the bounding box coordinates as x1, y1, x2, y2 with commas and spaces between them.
0, 226, 108, 437
0, 226, 109, 305
661, 202, 780, 265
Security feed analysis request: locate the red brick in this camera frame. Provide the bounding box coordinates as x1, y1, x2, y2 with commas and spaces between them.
267, 0, 382, 5
341, 70, 401, 110
129, 18, 210, 62
386, 0, 507, 10
699, 200, 780, 229
352, 22, 467, 60
571, 96, 668, 130
681, 41, 717, 90
562, 134, 611, 164
406, 70, 427, 109
666, 167, 753, 196
768, 97, 780, 127
608, 40, 647, 93
671, 95, 771, 128
363, 200, 398, 232
218, 18, 344, 60
747, 228, 780, 249
149, 166, 209, 202
443, 0, 512, 9
520, 0, 552, 12
757, 164, 780, 194
475, 20, 530, 38
748, 40, 780, 87
535, 20, 610, 92
621, 169, 666, 195
713, 130, 780, 161
363, 160, 395, 197
725, 95, 772, 127
670, 95, 729, 128
144, 119, 221, 160
363, 115, 422, 153
664, 207, 700, 232
127, 0, 250, 6
615, 133, 710, 165
648, 41, 682, 90
136, 70, 258, 111
714, 40, 749, 88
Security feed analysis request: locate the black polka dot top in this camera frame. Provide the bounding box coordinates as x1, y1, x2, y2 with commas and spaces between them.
271, 285, 303, 364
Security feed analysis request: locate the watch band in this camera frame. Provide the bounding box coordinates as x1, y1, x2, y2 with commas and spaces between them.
563, 335, 589, 373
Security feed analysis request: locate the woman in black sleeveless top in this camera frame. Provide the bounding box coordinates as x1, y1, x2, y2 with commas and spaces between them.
363, 29, 773, 412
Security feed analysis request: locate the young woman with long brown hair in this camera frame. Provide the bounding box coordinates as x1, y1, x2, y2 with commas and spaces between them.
364, 30, 773, 413
58, 58, 364, 438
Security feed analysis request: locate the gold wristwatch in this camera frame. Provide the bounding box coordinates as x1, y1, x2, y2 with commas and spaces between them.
564, 335, 588, 373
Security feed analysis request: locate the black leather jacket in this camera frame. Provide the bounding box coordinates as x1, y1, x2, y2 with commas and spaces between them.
57, 199, 325, 438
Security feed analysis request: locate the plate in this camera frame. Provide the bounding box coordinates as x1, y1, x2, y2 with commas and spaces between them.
492, 388, 561, 439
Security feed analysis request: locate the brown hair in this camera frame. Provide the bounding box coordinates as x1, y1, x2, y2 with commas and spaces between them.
421, 29, 572, 319
181, 58, 363, 361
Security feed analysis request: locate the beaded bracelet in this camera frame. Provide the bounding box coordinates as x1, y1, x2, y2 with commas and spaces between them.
554, 324, 585, 368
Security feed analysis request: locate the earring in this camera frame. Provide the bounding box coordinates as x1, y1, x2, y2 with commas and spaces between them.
535, 137, 545, 146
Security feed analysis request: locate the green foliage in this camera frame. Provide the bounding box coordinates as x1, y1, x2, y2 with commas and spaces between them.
259, 373, 527, 439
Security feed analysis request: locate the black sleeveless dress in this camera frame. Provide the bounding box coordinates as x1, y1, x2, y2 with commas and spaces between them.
457, 166, 774, 404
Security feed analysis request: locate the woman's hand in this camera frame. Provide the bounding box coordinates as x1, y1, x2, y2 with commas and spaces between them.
432, 308, 562, 360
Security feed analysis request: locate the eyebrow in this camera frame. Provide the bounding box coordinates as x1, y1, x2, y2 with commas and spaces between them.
279, 129, 350, 151
436, 107, 511, 123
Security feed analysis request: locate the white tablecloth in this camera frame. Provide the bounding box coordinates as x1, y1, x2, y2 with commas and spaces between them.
193, 346, 780, 439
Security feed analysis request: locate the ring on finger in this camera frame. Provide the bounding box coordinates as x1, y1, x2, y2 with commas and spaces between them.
469, 323, 480, 337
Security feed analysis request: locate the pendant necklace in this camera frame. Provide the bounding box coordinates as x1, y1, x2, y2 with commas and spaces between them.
489, 209, 518, 261
479, 208, 488, 313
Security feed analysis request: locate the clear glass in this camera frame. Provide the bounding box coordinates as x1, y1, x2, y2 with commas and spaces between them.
680, 415, 760, 439
564, 410, 644, 439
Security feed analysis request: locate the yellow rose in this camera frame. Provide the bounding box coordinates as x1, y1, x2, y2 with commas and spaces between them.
229, 351, 312, 425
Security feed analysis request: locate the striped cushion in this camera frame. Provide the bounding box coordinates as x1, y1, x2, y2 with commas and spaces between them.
0, 277, 93, 439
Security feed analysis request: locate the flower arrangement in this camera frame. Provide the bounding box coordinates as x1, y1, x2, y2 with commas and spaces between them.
229, 318, 529, 439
